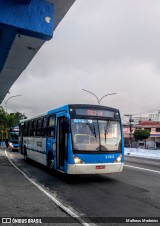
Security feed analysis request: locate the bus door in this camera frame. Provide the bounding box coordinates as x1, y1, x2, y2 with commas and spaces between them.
56, 116, 69, 170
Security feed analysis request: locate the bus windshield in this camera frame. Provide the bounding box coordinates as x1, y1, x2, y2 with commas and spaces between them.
71, 118, 121, 152
9, 131, 19, 141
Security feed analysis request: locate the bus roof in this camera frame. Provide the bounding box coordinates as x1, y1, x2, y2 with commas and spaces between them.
20, 104, 119, 124
69, 104, 119, 112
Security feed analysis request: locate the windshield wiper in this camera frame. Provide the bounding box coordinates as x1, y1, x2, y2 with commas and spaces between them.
82, 118, 97, 139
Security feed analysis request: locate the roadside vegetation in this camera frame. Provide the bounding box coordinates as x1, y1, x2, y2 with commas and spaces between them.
134, 129, 150, 148
0, 106, 26, 141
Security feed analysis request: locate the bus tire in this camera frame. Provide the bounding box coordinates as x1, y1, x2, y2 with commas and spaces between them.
48, 152, 54, 174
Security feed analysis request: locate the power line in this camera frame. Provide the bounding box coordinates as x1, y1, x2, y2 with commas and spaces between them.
122, 119, 129, 123
5, 106, 33, 118
124, 107, 160, 117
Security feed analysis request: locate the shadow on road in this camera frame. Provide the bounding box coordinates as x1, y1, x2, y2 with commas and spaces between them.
22, 156, 117, 185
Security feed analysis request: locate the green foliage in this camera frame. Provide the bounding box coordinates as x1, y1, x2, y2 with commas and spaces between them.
134, 129, 150, 141
0, 106, 27, 140
0, 106, 8, 130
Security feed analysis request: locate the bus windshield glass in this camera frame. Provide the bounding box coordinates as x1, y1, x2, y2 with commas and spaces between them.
71, 119, 121, 152
9, 131, 19, 141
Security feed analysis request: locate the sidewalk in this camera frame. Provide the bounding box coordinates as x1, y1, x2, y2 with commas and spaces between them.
125, 148, 160, 160
0, 149, 80, 226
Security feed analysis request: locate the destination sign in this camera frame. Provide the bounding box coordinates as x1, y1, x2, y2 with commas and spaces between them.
10, 127, 19, 132
75, 109, 118, 118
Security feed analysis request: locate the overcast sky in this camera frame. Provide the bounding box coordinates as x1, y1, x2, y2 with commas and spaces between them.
3, 0, 160, 120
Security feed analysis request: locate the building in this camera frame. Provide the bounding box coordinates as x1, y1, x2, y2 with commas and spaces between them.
123, 121, 160, 149
149, 110, 160, 121
132, 116, 149, 124
135, 121, 160, 149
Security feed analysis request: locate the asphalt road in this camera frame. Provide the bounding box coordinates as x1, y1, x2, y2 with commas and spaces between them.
0, 149, 81, 226
2, 150, 160, 226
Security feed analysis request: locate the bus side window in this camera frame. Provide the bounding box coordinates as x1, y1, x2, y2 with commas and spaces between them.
24, 122, 29, 137
27, 122, 29, 137
36, 118, 42, 136
25, 122, 29, 137
47, 115, 55, 138
32, 119, 37, 136
23, 123, 26, 136
28, 121, 33, 136
41, 117, 47, 137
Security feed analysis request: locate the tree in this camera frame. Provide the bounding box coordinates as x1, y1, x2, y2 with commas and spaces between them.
134, 129, 150, 148
0, 106, 8, 140
0, 106, 27, 140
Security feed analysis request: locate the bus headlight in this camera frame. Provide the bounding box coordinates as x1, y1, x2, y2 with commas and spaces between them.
114, 154, 122, 163
74, 156, 85, 164
9, 142, 14, 148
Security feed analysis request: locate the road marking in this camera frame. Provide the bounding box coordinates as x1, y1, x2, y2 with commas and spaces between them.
125, 156, 160, 165
5, 150, 92, 226
124, 164, 160, 174
125, 159, 160, 166
139, 160, 160, 165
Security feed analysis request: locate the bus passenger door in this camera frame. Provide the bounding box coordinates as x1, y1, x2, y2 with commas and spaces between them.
56, 117, 68, 171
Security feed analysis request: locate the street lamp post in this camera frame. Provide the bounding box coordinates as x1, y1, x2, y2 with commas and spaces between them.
124, 114, 134, 148
4, 95, 22, 113
82, 89, 117, 105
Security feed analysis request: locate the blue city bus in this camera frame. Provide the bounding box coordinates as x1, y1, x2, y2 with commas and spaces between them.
8, 126, 19, 151
19, 104, 124, 174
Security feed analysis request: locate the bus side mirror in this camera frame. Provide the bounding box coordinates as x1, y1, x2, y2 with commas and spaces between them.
63, 118, 70, 133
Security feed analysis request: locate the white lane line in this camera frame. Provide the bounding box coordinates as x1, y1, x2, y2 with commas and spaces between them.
139, 160, 160, 165
125, 157, 160, 165
5, 150, 91, 226
124, 164, 160, 174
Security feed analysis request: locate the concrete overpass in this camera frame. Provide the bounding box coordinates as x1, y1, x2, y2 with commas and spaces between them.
0, 0, 76, 103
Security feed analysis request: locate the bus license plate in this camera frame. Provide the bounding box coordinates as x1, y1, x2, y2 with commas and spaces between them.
96, 165, 105, 170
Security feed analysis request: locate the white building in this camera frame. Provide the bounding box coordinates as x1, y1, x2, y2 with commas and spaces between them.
149, 111, 160, 121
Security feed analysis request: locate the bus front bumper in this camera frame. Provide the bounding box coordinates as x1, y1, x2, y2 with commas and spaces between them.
67, 163, 124, 174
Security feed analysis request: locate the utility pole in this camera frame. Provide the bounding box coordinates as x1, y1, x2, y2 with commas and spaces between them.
124, 114, 134, 147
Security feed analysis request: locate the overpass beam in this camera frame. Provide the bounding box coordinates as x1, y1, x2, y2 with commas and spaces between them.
0, 0, 54, 72
0, 28, 16, 73
0, 0, 76, 104
0, 0, 54, 40
14, 0, 32, 4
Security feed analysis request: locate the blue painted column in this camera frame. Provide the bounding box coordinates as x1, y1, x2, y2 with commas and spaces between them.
0, 0, 54, 72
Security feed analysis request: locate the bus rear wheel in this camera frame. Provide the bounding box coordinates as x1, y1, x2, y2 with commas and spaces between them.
48, 153, 54, 174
